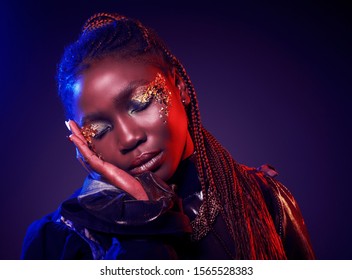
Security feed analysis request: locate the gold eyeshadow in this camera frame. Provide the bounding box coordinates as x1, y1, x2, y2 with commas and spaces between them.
131, 73, 172, 122
81, 122, 111, 143
81, 124, 98, 145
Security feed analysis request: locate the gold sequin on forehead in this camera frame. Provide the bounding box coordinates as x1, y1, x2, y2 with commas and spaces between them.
132, 73, 172, 123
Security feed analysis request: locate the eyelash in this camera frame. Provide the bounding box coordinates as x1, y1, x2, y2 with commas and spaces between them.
93, 125, 112, 140
130, 93, 153, 113
130, 97, 152, 113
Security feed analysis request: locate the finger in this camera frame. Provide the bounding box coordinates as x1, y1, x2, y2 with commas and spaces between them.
77, 154, 94, 174
70, 133, 114, 178
68, 120, 86, 143
105, 166, 148, 200
69, 134, 100, 166
69, 134, 96, 173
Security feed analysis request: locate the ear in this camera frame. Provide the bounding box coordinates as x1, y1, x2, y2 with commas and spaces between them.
172, 67, 191, 106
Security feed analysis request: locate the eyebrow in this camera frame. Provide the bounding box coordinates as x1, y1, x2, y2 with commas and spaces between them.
80, 79, 150, 125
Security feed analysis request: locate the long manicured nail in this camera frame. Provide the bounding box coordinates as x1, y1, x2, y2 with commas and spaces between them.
65, 120, 71, 131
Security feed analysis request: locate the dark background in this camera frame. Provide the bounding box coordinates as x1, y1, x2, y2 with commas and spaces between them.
0, 0, 350, 259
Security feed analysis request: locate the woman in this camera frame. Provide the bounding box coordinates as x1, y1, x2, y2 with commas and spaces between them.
21, 13, 315, 260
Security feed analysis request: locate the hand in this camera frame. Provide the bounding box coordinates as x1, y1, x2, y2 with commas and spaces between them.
67, 120, 148, 200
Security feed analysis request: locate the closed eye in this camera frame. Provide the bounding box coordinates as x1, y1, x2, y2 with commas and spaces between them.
90, 121, 113, 140
130, 98, 152, 113
130, 88, 153, 113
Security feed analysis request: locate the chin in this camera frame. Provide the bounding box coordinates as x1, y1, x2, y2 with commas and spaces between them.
154, 169, 169, 181
153, 162, 174, 182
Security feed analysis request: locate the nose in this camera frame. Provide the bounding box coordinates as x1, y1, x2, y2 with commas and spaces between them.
114, 116, 146, 154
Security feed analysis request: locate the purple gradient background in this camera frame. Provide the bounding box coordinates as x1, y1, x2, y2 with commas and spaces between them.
0, 0, 350, 259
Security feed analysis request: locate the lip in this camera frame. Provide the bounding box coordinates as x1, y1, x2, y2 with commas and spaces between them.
129, 151, 164, 175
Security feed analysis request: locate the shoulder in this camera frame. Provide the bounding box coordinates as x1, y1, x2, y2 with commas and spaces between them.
242, 163, 315, 259
241, 163, 295, 203
21, 210, 92, 259
241, 163, 303, 234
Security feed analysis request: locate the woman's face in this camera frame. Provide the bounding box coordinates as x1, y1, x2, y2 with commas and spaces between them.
71, 58, 194, 181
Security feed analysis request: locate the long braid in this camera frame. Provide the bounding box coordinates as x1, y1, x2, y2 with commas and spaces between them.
152, 45, 286, 258
58, 13, 287, 259
155, 36, 286, 258
150, 40, 217, 229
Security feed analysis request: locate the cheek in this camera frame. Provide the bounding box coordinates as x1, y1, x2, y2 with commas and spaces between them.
141, 104, 166, 126
149, 97, 189, 148
92, 139, 119, 165
167, 100, 189, 140
139, 105, 175, 147
132, 103, 169, 139
162, 104, 188, 164
157, 102, 190, 180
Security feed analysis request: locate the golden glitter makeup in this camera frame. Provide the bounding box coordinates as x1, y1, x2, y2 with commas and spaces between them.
81, 124, 98, 146
80, 123, 102, 159
132, 73, 172, 123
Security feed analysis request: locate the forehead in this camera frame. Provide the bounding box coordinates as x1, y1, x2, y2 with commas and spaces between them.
77, 58, 162, 97
71, 58, 170, 122
82, 58, 161, 85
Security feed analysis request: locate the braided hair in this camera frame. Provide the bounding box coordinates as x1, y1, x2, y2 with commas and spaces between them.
57, 13, 287, 259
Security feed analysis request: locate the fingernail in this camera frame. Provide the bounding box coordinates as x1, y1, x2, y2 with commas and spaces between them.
65, 120, 71, 132
67, 135, 73, 142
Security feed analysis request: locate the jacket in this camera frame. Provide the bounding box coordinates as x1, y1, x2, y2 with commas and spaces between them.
21, 158, 315, 259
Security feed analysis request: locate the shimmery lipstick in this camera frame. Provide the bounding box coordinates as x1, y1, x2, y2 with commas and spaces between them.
129, 151, 164, 175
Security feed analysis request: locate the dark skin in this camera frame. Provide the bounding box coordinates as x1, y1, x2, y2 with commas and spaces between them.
68, 58, 194, 200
